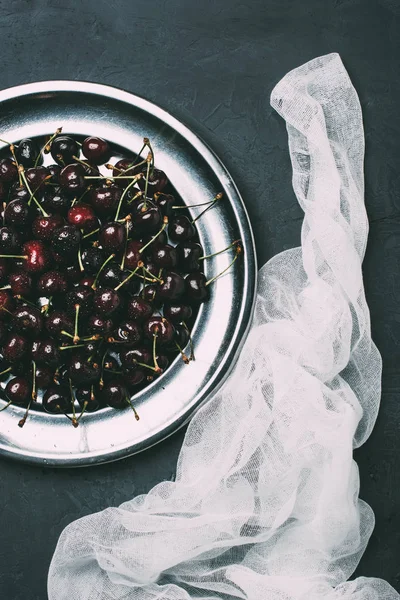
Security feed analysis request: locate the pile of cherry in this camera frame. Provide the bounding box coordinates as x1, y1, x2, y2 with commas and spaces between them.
0, 131, 241, 427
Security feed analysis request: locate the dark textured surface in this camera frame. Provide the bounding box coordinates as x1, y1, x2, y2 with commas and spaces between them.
0, 0, 399, 598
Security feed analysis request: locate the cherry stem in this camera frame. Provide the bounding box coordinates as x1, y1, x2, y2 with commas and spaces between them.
205, 248, 242, 286
127, 190, 143, 205
152, 332, 160, 372
141, 266, 163, 283
9, 144, 23, 187
176, 342, 190, 364
76, 400, 88, 424
139, 216, 168, 255
200, 240, 241, 261
0, 366, 12, 377
60, 344, 86, 351
182, 321, 195, 361
0, 137, 12, 146
69, 378, 78, 428
20, 169, 49, 217
134, 360, 160, 373
78, 247, 84, 272
192, 193, 223, 224
172, 194, 223, 210
92, 253, 115, 290
111, 155, 147, 177
72, 155, 93, 169
125, 396, 140, 421
73, 304, 80, 344
83, 227, 100, 239
31, 360, 37, 401
0, 254, 28, 260
61, 330, 74, 340
143, 153, 152, 210
114, 263, 142, 291
120, 219, 130, 270
0, 399, 12, 412
144, 138, 155, 169
18, 396, 33, 428
114, 173, 142, 221
0, 285, 11, 290
35, 127, 62, 166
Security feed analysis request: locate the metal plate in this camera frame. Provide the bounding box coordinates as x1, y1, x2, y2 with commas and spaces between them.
0, 81, 257, 467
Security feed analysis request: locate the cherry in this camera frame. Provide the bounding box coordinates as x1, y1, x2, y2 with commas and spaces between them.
47, 164, 61, 184
50, 136, 79, 165
16, 139, 41, 167
37, 270, 68, 295
90, 185, 122, 216
68, 203, 96, 232
93, 288, 121, 315
0, 158, 18, 183
32, 215, 62, 242
88, 315, 113, 336
82, 136, 110, 164
141, 229, 168, 248
100, 380, 130, 409
76, 386, 101, 412
34, 364, 53, 388
137, 166, 168, 195
46, 310, 73, 339
0, 290, 14, 318
113, 158, 141, 186
42, 186, 70, 214
59, 163, 85, 194
118, 269, 140, 294
65, 286, 93, 316
142, 284, 161, 307
81, 247, 105, 274
9, 183, 30, 202
0, 258, 7, 283
143, 316, 175, 345
13, 305, 43, 337
124, 369, 145, 391
52, 225, 81, 258
163, 303, 192, 324
43, 386, 70, 413
185, 271, 208, 303
0, 181, 6, 202
97, 260, 121, 288
3, 333, 28, 362
176, 242, 203, 272
25, 166, 50, 191
173, 323, 190, 349
22, 240, 50, 273
5, 377, 31, 405
110, 320, 142, 347
9, 272, 32, 297
133, 204, 162, 233
152, 244, 178, 269
158, 271, 185, 301
69, 357, 101, 385
120, 347, 152, 370
31, 338, 60, 367
99, 222, 126, 252
124, 240, 145, 270
4, 198, 34, 228
0, 226, 20, 253
169, 215, 196, 242
65, 264, 81, 284
79, 275, 95, 288
155, 193, 175, 217
127, 296, 153, 321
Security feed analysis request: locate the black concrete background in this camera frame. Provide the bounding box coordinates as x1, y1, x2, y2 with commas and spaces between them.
0, 0, 399, 597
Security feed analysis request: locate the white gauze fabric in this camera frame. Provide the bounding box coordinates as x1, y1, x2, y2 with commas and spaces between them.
48, 53, 400, 600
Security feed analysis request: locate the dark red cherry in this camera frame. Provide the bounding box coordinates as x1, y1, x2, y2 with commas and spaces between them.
124, 369, 145, 391
185, 271, 208, 303
0, 181, 6, 202
81, 247, 105, 274
82, 136, 110, 164
142, 284, 162, 307
9, 272, 32, 297
34, 364, 53, 388
118, 269, 140, 294
13, 306, 43, 337
113, 158, 141, 186
22, 240, 50, 273
32, 214, 64, 242
99, 222, 126, 252
9, 183, 30, 203
31, 338, 60, 367
100, 380, 129, 409
76, 386, 101, 412
43, 386, 70, 413
93, 288, 121, 315
65, 264, 81, 284
0, 258, 7, 283
155, 193, 175, 217
98, 260, 122, 288
90, 185, 122, 216
51, 225, 81, 258
163, 303, 193, 324
4, 199, 34, 228
0, 158, 18, 183
141, 229, 168, 248
25, 166, 50, 191
143, 316, 175, 345
16, 138, 41, 167
47, 164, 61, 184
5, 377, 31, 405
176, 242, 203, 272
152, 244, 178, 269
173, 324, 189, 349
68, 203, 96, 232
0, 290, 14, 318
59, 163, 85, 194
158, 271, 185, 301
133, 205, 162, 233
50, 136, 79, 165
88, 315, 113, 336
0, 226, 20, 253
124, 240, 145, 270
169, 215, 196, 242
79, 275, 95, 288
3, 333, 28, 362
65, 286, 93, 316
111, 320, 142, 347
120, 347, 152, 370
46, 310, 73, 339
126, 296, 153, 321
137, 167, 168, 195
42, 186, 70, 214
69, 357, 101, 385
37, 270, 68, 295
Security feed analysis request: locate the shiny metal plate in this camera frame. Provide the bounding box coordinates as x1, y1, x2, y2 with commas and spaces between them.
0, 81, 256, 466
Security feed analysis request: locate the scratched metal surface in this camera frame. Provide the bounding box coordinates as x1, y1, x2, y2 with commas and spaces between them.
0, 0, 399, 597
